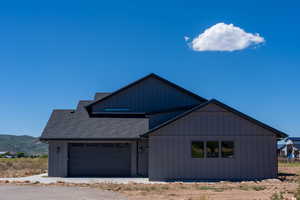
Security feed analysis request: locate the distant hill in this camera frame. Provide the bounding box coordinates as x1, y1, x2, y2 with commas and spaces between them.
0, 135, 48, 155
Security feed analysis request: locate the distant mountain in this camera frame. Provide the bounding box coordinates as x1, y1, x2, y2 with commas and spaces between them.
0, 134, 48, 155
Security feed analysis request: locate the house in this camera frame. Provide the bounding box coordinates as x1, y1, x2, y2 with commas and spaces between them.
40, 73, 288, 181
278, 137, 300, 158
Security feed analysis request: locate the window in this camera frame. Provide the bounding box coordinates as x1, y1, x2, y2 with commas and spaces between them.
191, 141, 204, 158
191, 141, 235, 158
206, 141, 219, 158
221, 141, 234, 158
103, 107, 130, 112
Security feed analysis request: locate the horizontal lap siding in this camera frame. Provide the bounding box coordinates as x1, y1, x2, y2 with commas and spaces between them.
149, 104, 277, 181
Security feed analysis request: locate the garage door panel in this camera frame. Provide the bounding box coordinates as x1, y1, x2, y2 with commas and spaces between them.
68, 143, 131, 177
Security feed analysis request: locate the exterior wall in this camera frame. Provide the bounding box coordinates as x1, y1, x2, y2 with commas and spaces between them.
138, 139, 149, 176
91, 77, 202, 113
149, 104, 278, 181
131, 141, 137, 176
48, 140, 138, 177
48, 141, 68, 177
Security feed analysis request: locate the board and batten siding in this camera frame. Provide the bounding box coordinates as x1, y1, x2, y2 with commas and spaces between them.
138, 139, 149, 176
91, 77, 202, 113
149, 104, 277, 181
48, 141, 68, 177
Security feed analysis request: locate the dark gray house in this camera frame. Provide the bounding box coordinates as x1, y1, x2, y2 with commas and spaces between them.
40, 73, 287, 181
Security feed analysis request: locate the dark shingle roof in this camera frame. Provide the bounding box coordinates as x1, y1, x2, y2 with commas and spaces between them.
40, 100, 148, 140
94, 93, 111, 100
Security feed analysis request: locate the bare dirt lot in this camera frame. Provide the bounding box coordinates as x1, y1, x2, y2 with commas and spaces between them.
1, 161, 299, 200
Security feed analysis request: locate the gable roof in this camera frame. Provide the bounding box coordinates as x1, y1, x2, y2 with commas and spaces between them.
94, 92, 111, 100
85, 73, 207, 108
142, 99, 288, 139
40, 100, 148, 140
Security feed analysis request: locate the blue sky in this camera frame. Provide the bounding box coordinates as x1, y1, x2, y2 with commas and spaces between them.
0, 0, 299, 137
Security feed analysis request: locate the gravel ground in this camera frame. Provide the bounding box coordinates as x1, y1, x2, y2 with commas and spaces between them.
0, 184, 127, 200
0, 173, 161, 184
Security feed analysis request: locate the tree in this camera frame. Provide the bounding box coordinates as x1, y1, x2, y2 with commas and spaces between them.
16, 152, 25, 158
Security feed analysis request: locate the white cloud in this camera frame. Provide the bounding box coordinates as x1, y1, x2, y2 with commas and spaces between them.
189, 23, 265, 52
184, 36, 190, 41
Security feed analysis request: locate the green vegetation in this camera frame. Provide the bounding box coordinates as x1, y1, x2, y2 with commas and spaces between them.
271, 192, 284, 200
252, 186, 266, 191
0, 134, 47, 155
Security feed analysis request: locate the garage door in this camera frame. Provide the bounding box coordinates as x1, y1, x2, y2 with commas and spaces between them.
68, 143, 131, 177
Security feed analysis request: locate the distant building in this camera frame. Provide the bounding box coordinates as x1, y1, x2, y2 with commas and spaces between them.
279, 137, 300, 158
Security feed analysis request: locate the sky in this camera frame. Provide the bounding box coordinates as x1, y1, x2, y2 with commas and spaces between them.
0, 0, 299, 137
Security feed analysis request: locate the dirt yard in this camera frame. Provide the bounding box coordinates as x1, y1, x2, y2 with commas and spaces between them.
46, 162, 300, 200
0, 158, 47, 178
97, 163, 299, 200
1, 160, 300, 200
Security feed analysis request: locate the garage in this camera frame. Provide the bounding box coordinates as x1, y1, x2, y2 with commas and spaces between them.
68, 143, 131, 177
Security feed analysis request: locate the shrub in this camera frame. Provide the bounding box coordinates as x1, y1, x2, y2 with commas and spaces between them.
270, 192, 284, 200
252, 186, 266, 191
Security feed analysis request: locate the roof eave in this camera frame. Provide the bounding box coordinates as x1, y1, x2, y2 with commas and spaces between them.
142, 99, 288, 139
39, 137, 140, 141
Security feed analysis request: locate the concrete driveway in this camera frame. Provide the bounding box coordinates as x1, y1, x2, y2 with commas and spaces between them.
0, 184, 127, 200
0, 173, 157, 184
